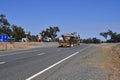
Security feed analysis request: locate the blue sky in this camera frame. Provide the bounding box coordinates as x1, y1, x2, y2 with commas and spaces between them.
0, 0, 120, 40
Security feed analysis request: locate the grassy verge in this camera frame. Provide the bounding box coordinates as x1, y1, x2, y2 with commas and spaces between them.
100, 45, 120, 80
85, 44, 120, 80
0, 42, 40, 51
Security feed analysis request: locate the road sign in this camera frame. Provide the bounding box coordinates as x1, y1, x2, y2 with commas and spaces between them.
0, 34, 8, 42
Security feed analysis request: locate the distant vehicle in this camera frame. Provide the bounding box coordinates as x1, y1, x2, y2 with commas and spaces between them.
58, 34, 80, 47
21, 38, 28, 42
8, 37, 15, 43
43, 37, 52, 42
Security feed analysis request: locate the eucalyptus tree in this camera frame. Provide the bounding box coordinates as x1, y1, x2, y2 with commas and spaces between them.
0, 14, 12, 36
40, 26, 60, 41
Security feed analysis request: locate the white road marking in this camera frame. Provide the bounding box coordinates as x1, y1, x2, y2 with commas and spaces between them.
0, 62, 6, 65
0, 50, 39, 57
26, 47, 89, 80
37, 53, 45, 56
26, 52, 79, 80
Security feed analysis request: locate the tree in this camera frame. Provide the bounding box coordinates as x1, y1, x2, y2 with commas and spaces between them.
0, 26, 12, 36
92, 37, 101, 43
100, 32, 108, 41
0, 14, 12, 36
117, 34, 120, 42
11, 25, 26, 41
82, 37, 101, 44
26, 32, 38, 42
40, 26, 60, 41
0, 14, 10, 27
29, 35, 38, 42
107, 30, 113, 37
100, 30, 120, 43
0, 14, 36, 42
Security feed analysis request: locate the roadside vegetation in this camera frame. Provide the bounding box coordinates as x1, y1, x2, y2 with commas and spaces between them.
1, 14, 120, 44
81, 30, 120, 44
0, 14, 60, 42
0, 14, 37, 42
100, 30, 120, 43
100, 45, 120, 80
85, 44, 120, 80
40, 26, 60, 41
81, 38, 101, 44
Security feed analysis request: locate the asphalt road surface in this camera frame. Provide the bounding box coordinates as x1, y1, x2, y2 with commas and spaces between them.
0, 44, 106, 80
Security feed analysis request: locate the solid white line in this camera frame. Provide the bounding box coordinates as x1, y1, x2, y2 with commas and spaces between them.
26, 52, 79, 80
0, 50, 39, 57
26, 46, 89, 80
0, 62, 6, 65
37, 53, 45, 56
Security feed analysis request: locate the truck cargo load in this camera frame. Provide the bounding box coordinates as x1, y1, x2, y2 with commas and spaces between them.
58, 34, 80, 47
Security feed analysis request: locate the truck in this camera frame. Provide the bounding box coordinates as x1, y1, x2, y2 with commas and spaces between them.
58, 34, 80, 47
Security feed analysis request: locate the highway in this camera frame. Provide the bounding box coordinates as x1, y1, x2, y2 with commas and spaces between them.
0, 44, 106, 80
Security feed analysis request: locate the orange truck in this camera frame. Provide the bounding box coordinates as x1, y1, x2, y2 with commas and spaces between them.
58, 34, 80, 47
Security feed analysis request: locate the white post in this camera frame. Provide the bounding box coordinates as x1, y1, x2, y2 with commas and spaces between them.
25, 31, 29, 46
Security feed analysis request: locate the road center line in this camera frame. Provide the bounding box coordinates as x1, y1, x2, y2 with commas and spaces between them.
37, 53, 45, 56
0, 62, 6, 65
0, 50, 39, 57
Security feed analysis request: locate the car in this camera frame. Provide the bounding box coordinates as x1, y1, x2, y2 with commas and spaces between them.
43, 37, 52, 42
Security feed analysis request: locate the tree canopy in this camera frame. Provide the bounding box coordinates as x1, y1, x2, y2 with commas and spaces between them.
0, 14, 60, 42
0, 14, 12, 36
11, 25, 26, 41
0, 14, 10, 27
0, 14, 27, 41
100, 30, 120, 42
82, 38, 101, 44
40, 26, 60, 41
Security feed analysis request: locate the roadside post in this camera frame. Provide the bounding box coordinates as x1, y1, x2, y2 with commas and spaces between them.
25, 31, 29, 46
0, 34, 8, 51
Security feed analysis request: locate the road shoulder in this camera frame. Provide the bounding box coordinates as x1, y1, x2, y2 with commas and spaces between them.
34, 46, 106, 80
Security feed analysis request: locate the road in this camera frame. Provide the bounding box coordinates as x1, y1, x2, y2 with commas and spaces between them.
0, 44, 106, 80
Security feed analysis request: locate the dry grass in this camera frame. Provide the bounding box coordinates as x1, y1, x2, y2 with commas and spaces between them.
86, 44, 120, 80
0, 42, 40, 51
100, 45, 120, 80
